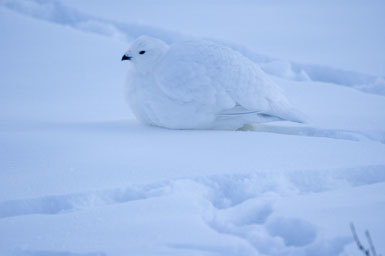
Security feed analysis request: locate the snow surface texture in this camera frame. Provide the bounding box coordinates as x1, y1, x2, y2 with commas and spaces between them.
124, 36, 304, 129
1, 0, 385, 95
1, 0, 385, 256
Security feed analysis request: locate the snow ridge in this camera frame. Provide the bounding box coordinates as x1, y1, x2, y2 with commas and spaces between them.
1, 165, 384, 255
0, 182, 169, 219
1, 0, 384, 96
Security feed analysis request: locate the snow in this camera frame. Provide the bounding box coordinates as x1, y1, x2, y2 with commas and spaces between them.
62, 0, 385, 77
1, 1, 385, 256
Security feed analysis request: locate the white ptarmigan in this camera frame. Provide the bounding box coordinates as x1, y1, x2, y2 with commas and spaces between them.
122, 35, 305, 130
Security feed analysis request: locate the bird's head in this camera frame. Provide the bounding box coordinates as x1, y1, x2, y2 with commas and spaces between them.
121, 35, 169, 73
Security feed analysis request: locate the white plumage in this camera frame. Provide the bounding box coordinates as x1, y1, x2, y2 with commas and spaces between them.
122, 36, 305, 130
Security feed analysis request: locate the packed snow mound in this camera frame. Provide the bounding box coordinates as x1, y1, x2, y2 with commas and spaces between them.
1, 0, 384, 96
123, 36, 305, 129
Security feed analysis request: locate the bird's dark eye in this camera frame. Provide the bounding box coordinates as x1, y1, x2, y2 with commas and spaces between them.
139, 50, 146, 55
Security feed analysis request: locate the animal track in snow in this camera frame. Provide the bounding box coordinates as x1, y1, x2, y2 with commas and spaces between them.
1, 165, 383, 220
199, 165, 385, 210
198, 165, 385, 255
0, 165, 383, 255
205, 197, 324, 256
266, 217, 317, 247
0, 182, 169, 219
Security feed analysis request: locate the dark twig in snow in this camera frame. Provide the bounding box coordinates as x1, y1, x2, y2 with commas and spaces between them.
350, 222, 370, 256
365, 230, 377, 256
350, 222, 381, 256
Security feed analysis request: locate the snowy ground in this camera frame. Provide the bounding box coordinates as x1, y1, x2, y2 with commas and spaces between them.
1, 1, 385, 255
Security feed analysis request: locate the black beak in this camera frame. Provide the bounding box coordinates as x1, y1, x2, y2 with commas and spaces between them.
121, 55, 132, 61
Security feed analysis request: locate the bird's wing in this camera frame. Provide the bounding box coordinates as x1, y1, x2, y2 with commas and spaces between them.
216, 104, 283, 123
209, 48, 306, 123
155, 40, 305, 123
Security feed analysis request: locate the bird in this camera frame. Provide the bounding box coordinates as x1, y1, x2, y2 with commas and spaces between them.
121, 35, 305, 130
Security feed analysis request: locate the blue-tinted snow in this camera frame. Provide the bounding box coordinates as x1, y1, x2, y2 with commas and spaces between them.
1, 1, 385, 256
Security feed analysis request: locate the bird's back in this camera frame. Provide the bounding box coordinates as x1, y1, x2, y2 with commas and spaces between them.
154, 40, 305, 124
